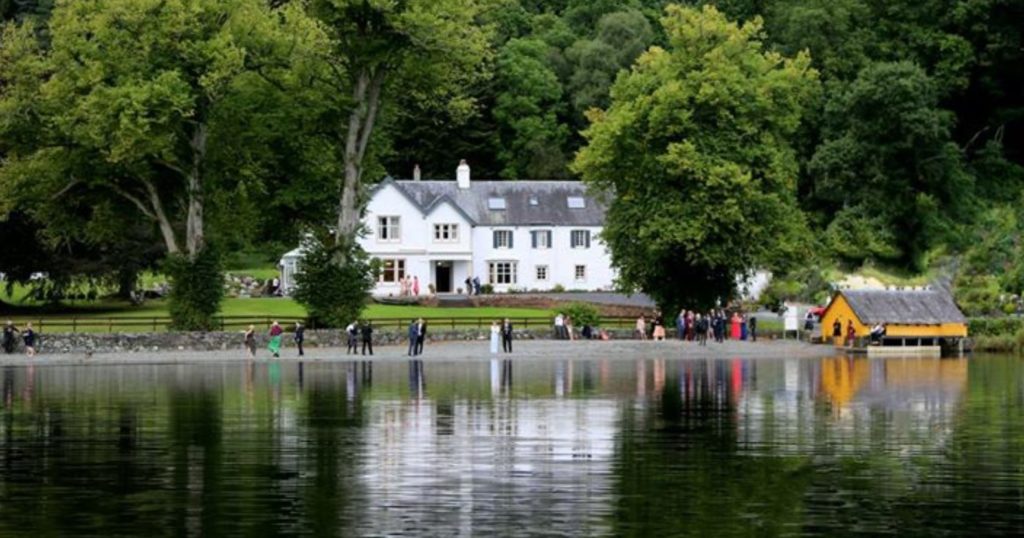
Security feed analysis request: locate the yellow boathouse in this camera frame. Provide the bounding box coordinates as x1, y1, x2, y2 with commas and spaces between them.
820, 289, 968, 348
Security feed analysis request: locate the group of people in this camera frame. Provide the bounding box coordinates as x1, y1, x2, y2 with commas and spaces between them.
398, 275, 420, 297
463, 276, 482, 296
490, 319, 515, 353
243, 320, 308, 359
633, 310, 758, 345
2, 321, 37, 357
831, 318, 884, 346
407, 318, 427, 356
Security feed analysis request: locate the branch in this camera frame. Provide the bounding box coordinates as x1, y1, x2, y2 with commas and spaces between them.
355, 69, 384, 165
50, 177, 82, 200
155, 158, 187, 178
110, 184, 157, 220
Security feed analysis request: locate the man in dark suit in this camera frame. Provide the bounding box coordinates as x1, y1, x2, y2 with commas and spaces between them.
501, 318, 514, 353
361, 321, 373, 356
414, 318, 427, 356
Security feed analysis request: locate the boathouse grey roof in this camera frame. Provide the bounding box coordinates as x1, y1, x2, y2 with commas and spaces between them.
840, 289, 967, 325
375, 178, 607, 226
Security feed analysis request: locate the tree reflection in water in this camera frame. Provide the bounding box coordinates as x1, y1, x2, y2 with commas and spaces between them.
0, 356, 1022, 536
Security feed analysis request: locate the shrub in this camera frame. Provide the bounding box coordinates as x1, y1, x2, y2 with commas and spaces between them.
292, 235, 378, 328
551, 284, 566, 293
968, 317, 1024, 337
480, 283, 495, 295
164, 248, 224, 331
557, 302, 601, 328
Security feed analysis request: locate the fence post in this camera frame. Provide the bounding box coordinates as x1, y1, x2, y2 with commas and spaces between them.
108, 318, 112, 333
72, 318, 77, 333
451, 317, 455, 330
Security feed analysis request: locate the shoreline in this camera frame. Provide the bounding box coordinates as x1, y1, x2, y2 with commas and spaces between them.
0, 338, 839, 366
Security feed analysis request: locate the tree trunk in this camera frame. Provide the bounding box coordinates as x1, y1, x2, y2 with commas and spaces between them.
337, 68, 384, 244
186, 123, 207, 259
144, 179, 180, 255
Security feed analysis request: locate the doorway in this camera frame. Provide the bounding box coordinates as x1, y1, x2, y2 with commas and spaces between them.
435, 261, 452, 293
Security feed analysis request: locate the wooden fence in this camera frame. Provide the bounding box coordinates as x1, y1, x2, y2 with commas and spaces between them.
4, 315, 640, 333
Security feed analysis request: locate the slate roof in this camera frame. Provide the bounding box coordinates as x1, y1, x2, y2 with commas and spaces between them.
839, 289, 967, 325
376, 178, 607, 226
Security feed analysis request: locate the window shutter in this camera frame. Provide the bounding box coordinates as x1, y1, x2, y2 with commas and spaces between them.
531, 231, 537, 249
493, 231, 498, 249
509, 231, 514, 249
546, 231, 552, 248
585, 231, 591, 248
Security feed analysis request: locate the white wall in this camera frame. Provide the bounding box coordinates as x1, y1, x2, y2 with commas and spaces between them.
359, 184, 475, 295
472, 225, 614, 292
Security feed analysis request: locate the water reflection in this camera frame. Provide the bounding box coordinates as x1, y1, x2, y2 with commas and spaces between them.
0, 356, 1020, 536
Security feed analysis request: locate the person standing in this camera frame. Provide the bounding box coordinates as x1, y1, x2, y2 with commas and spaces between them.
464, 276, 473, 296
696, 314, 708, 346
472, 276, 481, 295
686, 311, 695, 341
554, 313, 565, 340
293, 322, 305, 357
244, 325, 257, 359
415, 318, 427, 355
846, 320, 856, 347
489, 320, 500, 354
346, 321, 358, 355
2, 321, 18, 354
636, 315, 647, 341
267, 321, 284, 358
749, 316, 758, 342
412, 276, 420, 296
407, 320, 418, 356
22, 322, 37, 357
361, 321, 374, 356
676, 310, 685, 340
652, 315, 666, 341
565, 315, 576, 341
501, 318, 514, 353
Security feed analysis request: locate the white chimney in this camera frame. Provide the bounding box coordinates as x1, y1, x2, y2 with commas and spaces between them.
456, 159, 471, 189
413, 164, 421, 181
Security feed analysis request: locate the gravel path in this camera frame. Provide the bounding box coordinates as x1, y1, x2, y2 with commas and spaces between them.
0, 338, 835, 366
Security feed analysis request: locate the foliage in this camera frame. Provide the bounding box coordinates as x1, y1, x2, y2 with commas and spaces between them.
557, 302, 600, 328
164, 248, 224, 331
573, 5, 818, 314
967, 317, 1024, 338
292, 236, 377, 329
810, 61, 973, 269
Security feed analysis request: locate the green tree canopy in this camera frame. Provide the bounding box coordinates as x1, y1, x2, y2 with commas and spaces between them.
573, 4, 818, 311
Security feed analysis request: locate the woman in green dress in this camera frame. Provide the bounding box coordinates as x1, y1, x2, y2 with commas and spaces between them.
267, 321, 284, 358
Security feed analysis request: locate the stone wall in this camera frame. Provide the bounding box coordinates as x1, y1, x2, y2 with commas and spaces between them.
16, 328, 642, 355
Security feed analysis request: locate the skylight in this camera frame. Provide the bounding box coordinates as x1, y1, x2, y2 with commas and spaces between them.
529, 196, 539, 206
567, 196, 586, 209
488, 197, 506, 210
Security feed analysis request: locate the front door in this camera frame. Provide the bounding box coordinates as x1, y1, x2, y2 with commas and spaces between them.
435, 262, 452, 293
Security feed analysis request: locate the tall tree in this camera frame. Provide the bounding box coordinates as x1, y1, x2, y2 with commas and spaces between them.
303, 0, 491, 239
809, 61, 973, 269
0, 0, 316, 327
573, 4, 818, 311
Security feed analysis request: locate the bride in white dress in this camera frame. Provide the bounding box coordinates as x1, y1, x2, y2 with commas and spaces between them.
489, 321, 500, 354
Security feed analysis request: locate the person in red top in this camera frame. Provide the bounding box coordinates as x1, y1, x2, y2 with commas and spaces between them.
846, 320, 856, 347
267, 321, 284, 358
730, 312, 742, 340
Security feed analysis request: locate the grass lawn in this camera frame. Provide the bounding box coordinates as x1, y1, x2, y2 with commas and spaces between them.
1, 292, 557, 332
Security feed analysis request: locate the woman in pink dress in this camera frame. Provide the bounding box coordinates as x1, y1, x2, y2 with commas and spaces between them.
413, 276, 420, 296
730, 312, 742, 340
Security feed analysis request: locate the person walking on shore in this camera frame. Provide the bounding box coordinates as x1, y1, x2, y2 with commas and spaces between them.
361, 321, 374, 356
696, 314, 708, 346
501, 318, 514, 353
464, 276, 473, 296
244, 325, 257, 359
267, 321, 284, 358
2, 321, 18, 354
415, 318, 427, 355
293, 322, 305, 357
22, 323, 36, 357
489, 320, 500, 354
554, 313, 565, 340
346, 321, 358, 354
749, 316, 758, 342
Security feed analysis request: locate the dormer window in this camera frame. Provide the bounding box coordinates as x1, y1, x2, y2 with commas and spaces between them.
529, 196, 539, 206
567, 196, 586, 209
488, 197, 506, 210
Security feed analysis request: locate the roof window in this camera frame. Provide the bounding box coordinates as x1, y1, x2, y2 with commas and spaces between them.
529, 196, 539, 206
567, 196, 586, 209
488, 197, 506, 210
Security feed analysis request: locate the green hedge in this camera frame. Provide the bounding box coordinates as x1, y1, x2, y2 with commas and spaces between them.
969, 317, 1024, 337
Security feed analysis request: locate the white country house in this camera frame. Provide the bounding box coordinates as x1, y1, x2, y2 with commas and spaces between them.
279, 161, 616, 296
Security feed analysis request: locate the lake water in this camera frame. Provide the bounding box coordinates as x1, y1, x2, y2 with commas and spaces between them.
0, 355, 1020, 537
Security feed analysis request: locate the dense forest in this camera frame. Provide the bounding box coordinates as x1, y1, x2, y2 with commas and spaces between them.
1, 0, 1022, 321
